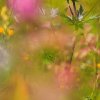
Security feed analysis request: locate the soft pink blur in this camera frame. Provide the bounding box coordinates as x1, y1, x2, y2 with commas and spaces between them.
55, 63, 76, 90
8, 0, 41, 21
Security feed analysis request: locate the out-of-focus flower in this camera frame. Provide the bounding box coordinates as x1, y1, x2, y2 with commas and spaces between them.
78, 14, 83, 21
86, 34, 97, 45
97, 64, 100, 69
75, 47, 90, 59
0, 27, 4, 34
50, 8, 59, 18
8, 0, 41, 21
0, 26, 14, 37
55, 63, 76, 89
7, 28, 14, 36
1, 6, 13, 36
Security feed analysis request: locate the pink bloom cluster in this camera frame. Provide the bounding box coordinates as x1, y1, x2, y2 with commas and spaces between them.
8, 0, 41, 21
55, 64, 76, 89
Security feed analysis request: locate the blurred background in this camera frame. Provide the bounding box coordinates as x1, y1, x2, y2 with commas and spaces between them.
0, 0, 100, 100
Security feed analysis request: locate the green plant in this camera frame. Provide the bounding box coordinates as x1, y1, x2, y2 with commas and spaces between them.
60, 0, 100, 99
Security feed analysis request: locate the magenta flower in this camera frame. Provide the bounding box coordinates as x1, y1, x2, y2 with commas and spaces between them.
8, 0, 41, 21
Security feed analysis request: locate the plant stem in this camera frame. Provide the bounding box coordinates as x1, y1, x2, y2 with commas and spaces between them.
69, 37, 76, 65
69, 31, 78, 66
68, 4, 74, 17
72, 0, 77, 17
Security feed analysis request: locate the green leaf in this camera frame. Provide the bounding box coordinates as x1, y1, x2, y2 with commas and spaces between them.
60, 13, 74, 24
79, 5, 84, 15
84, 16, 100, 23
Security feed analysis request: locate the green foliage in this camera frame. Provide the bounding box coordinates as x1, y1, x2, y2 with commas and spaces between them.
61, 0, 100, 30
78, 5, 84, 16
39, 47, 60, 65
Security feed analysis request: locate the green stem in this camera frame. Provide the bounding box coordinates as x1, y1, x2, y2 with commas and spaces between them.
69, 35, 77, 65
69, 29, 79, 66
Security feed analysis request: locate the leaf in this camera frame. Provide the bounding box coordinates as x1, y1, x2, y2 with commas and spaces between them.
60, 13, 74, 24
79, 5, 84, 15
88, 16, 100, 20
84, 16, 100, 23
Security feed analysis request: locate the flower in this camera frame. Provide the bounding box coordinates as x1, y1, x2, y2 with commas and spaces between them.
50, 8, 59, 18
0, 27, 4, 34
55, 63, 76, 89
97, 63, 100, 69
8, 0, 41, 21
7, 28, 14, 36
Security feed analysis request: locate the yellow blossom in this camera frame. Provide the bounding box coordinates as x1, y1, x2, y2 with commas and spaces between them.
8, 28, 14, 36
0, 27, 4, 34
97, 63, 100, 69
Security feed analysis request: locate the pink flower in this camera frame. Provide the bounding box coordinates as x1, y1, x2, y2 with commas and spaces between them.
8, 0, 41, 21
55, 64, 76, 89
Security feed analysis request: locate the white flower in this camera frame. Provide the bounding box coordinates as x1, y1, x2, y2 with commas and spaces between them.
50, 8, 59, 18
78, 14, 83, 21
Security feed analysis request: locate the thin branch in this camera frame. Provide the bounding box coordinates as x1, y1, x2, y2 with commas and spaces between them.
72, 0, 77, 17
69, 35, 78, 66
68, 4, 74, 17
